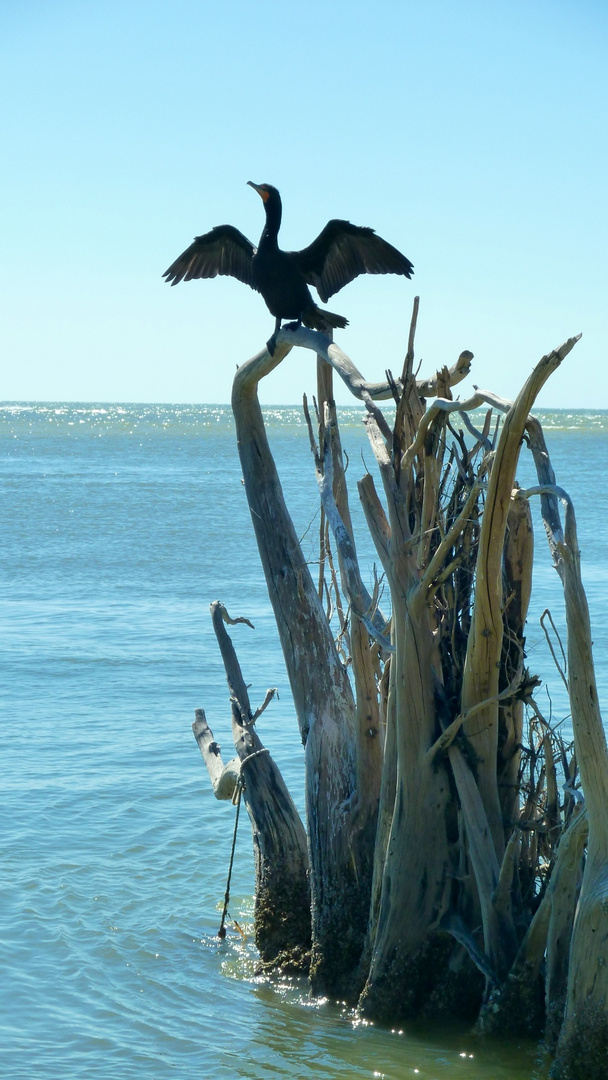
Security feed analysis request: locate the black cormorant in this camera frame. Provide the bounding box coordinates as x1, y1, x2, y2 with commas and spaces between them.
163, 183, 414, 339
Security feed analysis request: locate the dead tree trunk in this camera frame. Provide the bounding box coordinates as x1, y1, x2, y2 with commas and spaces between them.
520, 490, 608, 1080
194, 309, 608, 1071
460, 346, 571, 867
228, 325, 471, 993
194, 602, 310, 967
231, 342, 364, 992
499, 494, 534, 838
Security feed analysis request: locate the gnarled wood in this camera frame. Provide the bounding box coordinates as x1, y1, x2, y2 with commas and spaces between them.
197, 602, 311, 967
232, 343, 364, 992
194, 310, 608, 1071
519, 488, 608, 1078
268, 322, 472, 402
462, 337, 579, 866
193, 708, 239, 800
545, 808, 588, 1046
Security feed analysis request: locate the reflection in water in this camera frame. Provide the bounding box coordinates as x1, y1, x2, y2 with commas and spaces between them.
207, 905, 544, 1080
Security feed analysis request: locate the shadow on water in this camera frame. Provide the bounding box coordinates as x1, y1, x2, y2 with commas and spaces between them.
212, 922, 547, 1080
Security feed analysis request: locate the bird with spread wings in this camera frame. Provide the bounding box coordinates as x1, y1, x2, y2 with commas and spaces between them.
164, 182, 413, 343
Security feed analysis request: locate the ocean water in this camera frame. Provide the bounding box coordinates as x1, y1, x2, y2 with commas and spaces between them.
2, 402, 607, 1080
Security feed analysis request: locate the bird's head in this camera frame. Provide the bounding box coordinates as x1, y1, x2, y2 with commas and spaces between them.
247, 181, 280, 204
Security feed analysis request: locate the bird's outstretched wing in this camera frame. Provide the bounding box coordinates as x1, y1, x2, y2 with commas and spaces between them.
293, 220, 413, 302
163, 225, 257, 289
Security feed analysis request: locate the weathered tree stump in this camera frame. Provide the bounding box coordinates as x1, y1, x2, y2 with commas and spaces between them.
193, 307, 608, 1071
194, 602, 310, 968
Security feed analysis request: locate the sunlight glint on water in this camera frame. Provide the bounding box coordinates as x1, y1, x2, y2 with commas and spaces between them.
2, 402, 607, 1079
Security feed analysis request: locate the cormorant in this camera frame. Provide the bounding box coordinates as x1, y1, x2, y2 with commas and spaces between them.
163, 183, 414, 341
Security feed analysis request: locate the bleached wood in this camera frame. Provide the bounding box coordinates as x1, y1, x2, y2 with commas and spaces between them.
545, 809, 588, 1043
199, 601, 311, 966
315, 361, 384, 982
518, 486, 608, 1054
461, 337, 580, 867
192, 708, 239, 800
315, 405, 392, 651
265, 324, 473, 401
214, 311, 604, 1056
232, 343, 370, 993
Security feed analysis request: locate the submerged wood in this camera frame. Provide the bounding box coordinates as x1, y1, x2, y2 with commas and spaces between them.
194, 601, 311, 967
520, 489, 608, 1078
195, 311, 608, 1067
356, 370, 456, 1017
232, 340, 364, 992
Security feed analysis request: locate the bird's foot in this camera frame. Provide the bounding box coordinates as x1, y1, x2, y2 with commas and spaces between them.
268, 319, 302, 354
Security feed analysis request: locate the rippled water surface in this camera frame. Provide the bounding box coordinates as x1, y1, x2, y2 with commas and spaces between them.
2, 402, 607, 1080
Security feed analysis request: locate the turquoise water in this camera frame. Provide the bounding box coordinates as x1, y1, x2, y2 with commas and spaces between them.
2, 403, 607, 1080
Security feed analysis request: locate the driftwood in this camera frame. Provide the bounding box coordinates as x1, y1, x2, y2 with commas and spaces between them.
193, 711, 240, 801
521, 488, 608, 1076
194, 308, 608, 1075
194, 601, 310, 967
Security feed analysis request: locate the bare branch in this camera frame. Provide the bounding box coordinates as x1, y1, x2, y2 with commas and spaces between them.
458, 408, 493, 452
316, 404, 392, 651
402, 294, 420, 382
525, 416, 564, 568
419, 481, 481, 595
427, 659, 524, 763
461, 337, 580, 862
263, 324, 473, 402
541, 608, 569, 692
250, 687, 279, 725
417, 349, 473, 398
192, 708, 240, 801
399, 390, 508, 476
217, 605, 255, 630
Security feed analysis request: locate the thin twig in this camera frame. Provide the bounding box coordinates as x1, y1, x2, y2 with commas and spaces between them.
427, 661, 524, 763
540, 609, 569, 691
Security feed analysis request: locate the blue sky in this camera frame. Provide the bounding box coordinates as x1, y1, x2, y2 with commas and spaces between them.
1, 0, 606, 406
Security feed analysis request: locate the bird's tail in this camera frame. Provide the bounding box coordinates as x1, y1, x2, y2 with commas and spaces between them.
304, 305, 348, 333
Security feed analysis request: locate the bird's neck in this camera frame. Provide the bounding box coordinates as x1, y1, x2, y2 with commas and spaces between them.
261, 197, 282, 245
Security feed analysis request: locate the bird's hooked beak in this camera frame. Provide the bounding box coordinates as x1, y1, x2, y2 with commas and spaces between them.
247, 181, 270, 203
